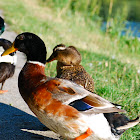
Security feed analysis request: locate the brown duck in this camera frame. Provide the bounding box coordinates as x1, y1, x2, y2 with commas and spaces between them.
46, 44, 94, 93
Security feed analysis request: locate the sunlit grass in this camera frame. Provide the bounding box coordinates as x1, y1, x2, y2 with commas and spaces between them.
0, 0, 139, 139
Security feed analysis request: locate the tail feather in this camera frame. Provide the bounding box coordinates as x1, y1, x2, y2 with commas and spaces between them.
116, 116, 140, 130
82, 107, 126, 114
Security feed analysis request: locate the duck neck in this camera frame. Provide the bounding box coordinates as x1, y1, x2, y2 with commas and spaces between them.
25, 43, 47, 65
26, 61, 46, 76
18, 61, 47, 97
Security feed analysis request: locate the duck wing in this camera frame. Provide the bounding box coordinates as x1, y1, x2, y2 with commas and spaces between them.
45, 78, 125, 113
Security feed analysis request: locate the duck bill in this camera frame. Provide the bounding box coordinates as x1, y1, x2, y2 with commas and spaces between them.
1, 41, 18, 56
46, 54, 56, 63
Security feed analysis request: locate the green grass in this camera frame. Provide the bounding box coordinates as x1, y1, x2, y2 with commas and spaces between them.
0, 0, 139, 139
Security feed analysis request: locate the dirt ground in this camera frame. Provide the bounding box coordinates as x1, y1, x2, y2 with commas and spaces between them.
0, 10, 61, 140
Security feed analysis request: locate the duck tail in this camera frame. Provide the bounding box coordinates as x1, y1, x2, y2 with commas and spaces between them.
116, 115, 139, 130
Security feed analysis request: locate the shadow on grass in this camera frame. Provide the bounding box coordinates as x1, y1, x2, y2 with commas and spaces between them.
0, 103, 58, 140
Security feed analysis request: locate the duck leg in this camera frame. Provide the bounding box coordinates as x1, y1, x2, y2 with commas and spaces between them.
0, 81, 8, 94
75, 128, 93, 140
1, 81, 5, 90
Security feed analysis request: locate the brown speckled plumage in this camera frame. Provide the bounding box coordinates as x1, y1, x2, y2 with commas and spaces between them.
57, 63, 94, 92
46, 44, 94, 92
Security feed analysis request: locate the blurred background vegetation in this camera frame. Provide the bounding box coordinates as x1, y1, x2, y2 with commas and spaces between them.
41, 0, 140, 36
40, 0, 140, 53
0, 0, 139, 139
42, 0, 140, 21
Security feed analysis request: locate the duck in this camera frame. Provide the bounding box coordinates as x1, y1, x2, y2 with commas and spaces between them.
1, 32, 139, 140
0, 16, 10, 94
46, 44, 94, 93
0, 16, 5, 35
46, 44, 140, 139
0, 38, 17, 94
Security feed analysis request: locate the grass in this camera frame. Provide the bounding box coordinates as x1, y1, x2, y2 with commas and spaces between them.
0, 0, 139, 139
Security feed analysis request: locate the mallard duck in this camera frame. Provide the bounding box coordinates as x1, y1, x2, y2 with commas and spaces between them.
0, 16, 5, 35
0, 38, 16, 94
2, 32, 139, 140
46, 44, 140, 139
46, 44, 94, 93
0, 16, 8, 94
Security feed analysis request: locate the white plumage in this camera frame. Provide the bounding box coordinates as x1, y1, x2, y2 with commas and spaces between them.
0, 51, 17, 65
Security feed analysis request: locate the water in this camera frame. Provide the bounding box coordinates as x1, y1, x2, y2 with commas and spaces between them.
122, 21, 140, 37
102, 21, 140, 38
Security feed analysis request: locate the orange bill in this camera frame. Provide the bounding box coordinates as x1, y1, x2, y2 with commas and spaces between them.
1, 41, 18, 56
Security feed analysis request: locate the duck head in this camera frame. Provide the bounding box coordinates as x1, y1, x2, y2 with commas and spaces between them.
46, 44, 82, 66
0, 16, 5, 35
1, 32, 47, 64
0, 39, 16, 56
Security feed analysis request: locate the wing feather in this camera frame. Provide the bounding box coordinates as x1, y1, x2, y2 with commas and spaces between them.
46, 78, 126, 113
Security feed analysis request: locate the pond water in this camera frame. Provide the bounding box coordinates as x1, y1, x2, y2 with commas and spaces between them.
102, 21, 140, 38
122, 21, 140, 37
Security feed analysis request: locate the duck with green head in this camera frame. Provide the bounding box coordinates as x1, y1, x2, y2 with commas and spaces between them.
0, 39, 17, 94
0, 17, 8, 94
